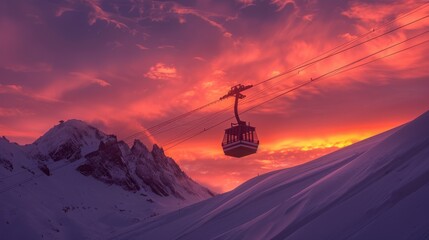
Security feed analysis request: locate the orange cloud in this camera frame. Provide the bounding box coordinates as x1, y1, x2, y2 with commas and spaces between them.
145, 63, 180, 81
267, 133, 372, 152
31, 72, 110, 101
343, 0, 428, 26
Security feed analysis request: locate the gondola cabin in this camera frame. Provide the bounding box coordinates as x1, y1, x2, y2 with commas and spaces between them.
222, 123, 259, 158
219, 84, 260, 158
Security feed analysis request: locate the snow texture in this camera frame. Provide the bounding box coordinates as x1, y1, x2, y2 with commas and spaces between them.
0, 120, 214, 240
114, 110, 429, 240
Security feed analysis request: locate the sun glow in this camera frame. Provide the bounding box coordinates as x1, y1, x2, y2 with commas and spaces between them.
267, 133, 372, 151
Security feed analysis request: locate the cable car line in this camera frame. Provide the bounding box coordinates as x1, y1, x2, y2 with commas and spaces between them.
120, 10, 429, 145
124, 100, 236, 147
121, 99, 222, 143
166, 39, 429, 150
163, 32, 429, 151
253, 13, 429, 88
157, 106, 233, 147
122, 9, 423, 143
334, 39, 429, 76
228, 31, 429, 120
83, 8, 429, 153
227, 7, 429, 110
248, 37, 429, 111
282, 2, 428, 74
239, 2, 429, 101
143, 18, 429, 152
159, 10, 429, 145
164, 29, 429, 150
119, 0, 429, 147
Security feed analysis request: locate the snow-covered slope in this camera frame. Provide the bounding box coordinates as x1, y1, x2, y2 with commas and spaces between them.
115, 110, 429, 240
0, 120, 214, 240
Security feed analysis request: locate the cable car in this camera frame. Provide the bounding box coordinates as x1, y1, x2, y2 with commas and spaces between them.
220, 84, 259, 158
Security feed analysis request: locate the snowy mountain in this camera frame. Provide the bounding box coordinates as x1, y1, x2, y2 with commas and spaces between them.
0, 120, 214, 240
114, 110, 429, 240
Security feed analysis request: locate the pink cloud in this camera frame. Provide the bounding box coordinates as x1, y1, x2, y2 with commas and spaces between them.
136, 43, 149, 50
69, 72, 111, 87
171, 4, 233, 38
4, 62, 53, 73
55, 6, 74, 17
0, 84, 23, 94
144, 63, 179, 81
237, 0, 256, 8
157, 45, 175, 49
31, 72, 110, 101
84, 0, 128, 29
193, 56, 206, 61
270, 0, 296, 11
302, 14, 314, 22
0, 107, 29, 117
56, 0, 132, 30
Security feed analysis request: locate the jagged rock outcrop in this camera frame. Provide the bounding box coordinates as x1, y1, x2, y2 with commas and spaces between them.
0, 121, 215, 240
77, 136, 214, 198
77, 138, 141, 192
1, 119, 214, 200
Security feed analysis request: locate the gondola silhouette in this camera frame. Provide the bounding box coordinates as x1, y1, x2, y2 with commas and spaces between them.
220, 84, 259, 158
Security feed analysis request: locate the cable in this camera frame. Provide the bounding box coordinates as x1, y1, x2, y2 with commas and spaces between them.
121, 99, 222, 143
164, 32, 429, 150
119, 7, 429, 145
164, 29, 429, 149
334, 39, 429, 76
254, 14, 429, 87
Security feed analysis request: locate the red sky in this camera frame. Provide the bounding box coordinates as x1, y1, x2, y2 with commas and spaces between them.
1, 0, 429, 192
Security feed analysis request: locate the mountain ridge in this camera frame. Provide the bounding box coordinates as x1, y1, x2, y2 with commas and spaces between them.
2, 119, 214, 198
0, 119, 214, 239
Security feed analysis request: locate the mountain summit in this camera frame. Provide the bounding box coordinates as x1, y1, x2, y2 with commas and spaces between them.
0, 119, 214, 239
34, 119, 213, 198
115, 110, 429, 240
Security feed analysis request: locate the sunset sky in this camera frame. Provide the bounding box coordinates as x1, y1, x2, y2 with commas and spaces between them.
1, 0, 428, 192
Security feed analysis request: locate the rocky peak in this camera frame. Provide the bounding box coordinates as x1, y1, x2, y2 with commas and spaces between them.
31, 119, 108, 161
1, 136, 10, 143
150, 144, 174, 167
131, 140, 150, 157
4, 119, 214, 201
151, 144, 163, 153
34, 119, 103, 144
77, 136, 214, 199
